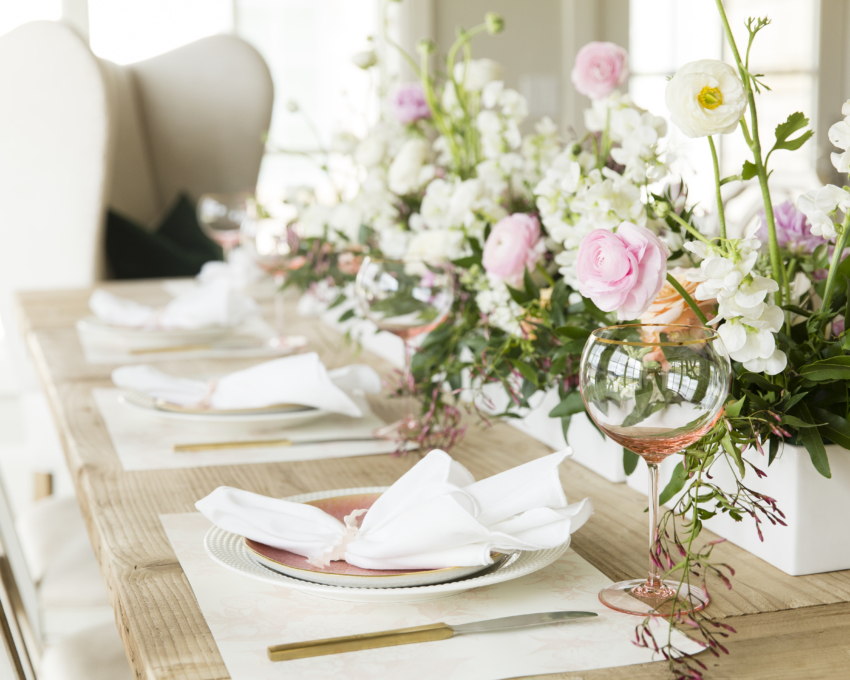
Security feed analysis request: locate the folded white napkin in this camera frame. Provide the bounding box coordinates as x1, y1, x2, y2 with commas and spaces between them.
196, 449, 592, 570
197, 247, 266, 290
89, 278, 257, 330
112, 352, 381, 417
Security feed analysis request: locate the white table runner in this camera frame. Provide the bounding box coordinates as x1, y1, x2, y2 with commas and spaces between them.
161, 513, 702, 680
95, 388, 399, 471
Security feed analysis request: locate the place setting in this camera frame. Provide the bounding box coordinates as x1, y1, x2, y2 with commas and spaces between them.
95, 352, 406, 470
160, 448, 703, 680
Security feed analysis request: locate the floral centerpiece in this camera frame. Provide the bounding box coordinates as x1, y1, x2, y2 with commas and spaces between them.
278, 1, 850, 676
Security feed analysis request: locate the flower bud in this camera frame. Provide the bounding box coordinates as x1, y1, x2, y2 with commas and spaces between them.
485, 13, 505, 35
285, 100, 299, 113
416, 39, 436, 56
654, 201, 671, 219
351, 50, 377, 70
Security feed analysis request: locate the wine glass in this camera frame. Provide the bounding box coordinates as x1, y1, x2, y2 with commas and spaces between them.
240, 212, 307, 351
197, 191, 252, 259
579, 324, 730, 616
354, 257, 455, 437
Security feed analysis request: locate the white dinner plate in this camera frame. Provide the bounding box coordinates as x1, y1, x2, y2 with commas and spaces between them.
203, 487, 572, 603
77, 316, 233, 350
119, 390, 327, 427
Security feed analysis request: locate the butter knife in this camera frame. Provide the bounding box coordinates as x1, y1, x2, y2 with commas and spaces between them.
174, 436, 382, 452
267, 611, 597, 662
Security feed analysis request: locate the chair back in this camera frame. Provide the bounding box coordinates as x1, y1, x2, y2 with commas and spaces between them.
0, 471, 43, 679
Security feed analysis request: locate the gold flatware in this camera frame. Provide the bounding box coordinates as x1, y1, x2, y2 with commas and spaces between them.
174, 436, 382, 453
128, 344, 212, 354
267, 611, 597, 661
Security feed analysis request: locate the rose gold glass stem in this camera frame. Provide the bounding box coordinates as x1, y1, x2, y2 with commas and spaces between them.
646, 461, 663, 591
402, 340, 415, 418
273, 273, 286, 334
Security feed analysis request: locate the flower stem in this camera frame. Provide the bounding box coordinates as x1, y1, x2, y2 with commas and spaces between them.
667, 211, 713, 246
666, 273, 709, 325
820, 212, 850, 318
715, 0, 786, 307
708, 136, 726, 240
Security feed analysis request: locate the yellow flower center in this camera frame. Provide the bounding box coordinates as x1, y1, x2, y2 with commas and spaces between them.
698, 86, 723, 110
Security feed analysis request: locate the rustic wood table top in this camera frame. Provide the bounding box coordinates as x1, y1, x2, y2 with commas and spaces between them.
17, 280, 850, 680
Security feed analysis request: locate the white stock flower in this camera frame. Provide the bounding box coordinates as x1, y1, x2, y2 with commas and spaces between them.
331, 131, 359, 154
476, 283, 523, 335
298, 204, 331, 239
584, 91, 632, 133
328, 204, 362, 242
797, 185, 850, 239
453, 58, 504, 92
405, 229, 465, 262
378, 227, 409, 259
355, 135, 387, 168
665, 59, 747, 138
387, 138, 433, 195
829, 100, 850, 173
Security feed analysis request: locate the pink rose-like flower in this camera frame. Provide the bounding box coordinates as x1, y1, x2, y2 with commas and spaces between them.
391, 83, 431, 125
577, 222, 668, 320
482, 213, 545, 286
571, 42, 629, 100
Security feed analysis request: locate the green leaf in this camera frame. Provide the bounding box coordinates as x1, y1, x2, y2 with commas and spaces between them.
799, 356, 850, 382
741, 160, 758, 180
451, 254, 482, 269
658, 462, 688, 506
781, 414, 819, 429
796, 403, 832, 478
523, 267, 539, 299
555, 326, 591, 340
768, 435, 779, 464
506, 284, 533, 306
772, 112, 814, 152
739, 372, 776, 391
721, 434, 745, 478
724, 396, 746, 418
337, 309, 356, 323
509, 359, 537, 386
561, 415, 572, 445
623, 449, 639, 476
548, 391, 585, 418
810, 406, 850, 450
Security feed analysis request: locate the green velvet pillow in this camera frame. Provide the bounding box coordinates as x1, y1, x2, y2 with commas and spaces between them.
106, 194, 223, 280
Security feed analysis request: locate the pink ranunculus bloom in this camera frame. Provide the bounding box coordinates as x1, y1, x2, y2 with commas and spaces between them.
482, 213, 545, 287
391, 83, 432, 125
577, 222, 668, 320
571, 42, 629, 100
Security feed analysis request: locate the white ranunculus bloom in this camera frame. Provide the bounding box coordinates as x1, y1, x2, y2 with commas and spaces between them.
453, 58, 504, 92
351, 50, 377, 70
665, 59, 747, 138
387, 138, 431, 196
298, 204, 331, 239
378, 227, 409, 259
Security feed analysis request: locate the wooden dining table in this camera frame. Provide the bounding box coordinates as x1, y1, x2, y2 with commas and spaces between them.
16, 279, 850, 680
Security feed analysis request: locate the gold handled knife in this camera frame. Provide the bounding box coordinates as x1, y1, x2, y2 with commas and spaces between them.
174, 436, 382, 453
267, 611, 597, 662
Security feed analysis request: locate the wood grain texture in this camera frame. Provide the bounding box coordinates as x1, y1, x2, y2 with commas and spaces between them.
17, 280, 850, 679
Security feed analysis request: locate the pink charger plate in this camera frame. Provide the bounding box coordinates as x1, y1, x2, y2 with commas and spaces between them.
245, 492, 505, 588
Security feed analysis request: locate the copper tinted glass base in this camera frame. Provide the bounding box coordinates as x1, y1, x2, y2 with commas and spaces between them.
599, 579, 709, 616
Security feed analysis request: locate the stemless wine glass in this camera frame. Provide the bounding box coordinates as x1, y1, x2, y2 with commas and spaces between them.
197, 191, 252, 259
579, 324, 730, 616
240, 211, 307, 351
354, 257, 455, 437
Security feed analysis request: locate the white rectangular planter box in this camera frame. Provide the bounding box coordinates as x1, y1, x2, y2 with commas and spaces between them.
303, 294, 627, 482
626, 443, 850, 576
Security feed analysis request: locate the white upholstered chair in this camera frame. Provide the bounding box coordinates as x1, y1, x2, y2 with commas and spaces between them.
0, 20, 274, 390
0, 22, 274, 676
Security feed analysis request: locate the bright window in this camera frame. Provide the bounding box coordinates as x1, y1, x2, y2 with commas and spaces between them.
629, 0, 820, 227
